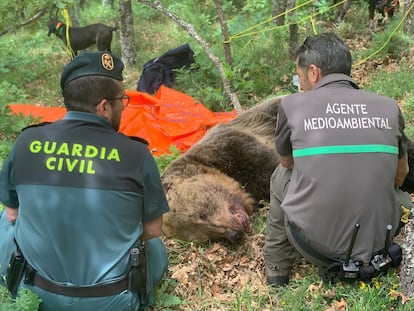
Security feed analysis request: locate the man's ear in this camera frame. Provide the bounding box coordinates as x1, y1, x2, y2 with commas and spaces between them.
308, 64, 322, 84
96, 99, 111, 118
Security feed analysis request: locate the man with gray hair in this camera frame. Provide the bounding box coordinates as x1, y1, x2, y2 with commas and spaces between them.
263, 33, 412, 286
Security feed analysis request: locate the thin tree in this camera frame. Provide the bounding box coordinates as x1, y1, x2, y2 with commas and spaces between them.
403, 0, 414, 39
68, 1, 81, 27
286, 0, 298, 59
272, 0, 287, 25
119, 0, 137, 66
214, 0, 232, 66
272, 0, 298, 59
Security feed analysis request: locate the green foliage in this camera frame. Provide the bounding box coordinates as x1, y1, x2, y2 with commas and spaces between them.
79, 1, 118, 24
0, 107, 37, 139
0, 0, 59, 34
364, 63, 414, 139
0, 285, 41, 311
152, 278, 183, 310
0, 104, 37, 165
313, 0, 336, 20
369, 19, 412, 59
365, 65, 414, 100
242, 0, 270, 13
0, 81, 29, 107
0, 32, 64, 107
402, 95, 414, 140
0, 141, 13, 169
169, 4, 295, 109
154, 146, 181, 173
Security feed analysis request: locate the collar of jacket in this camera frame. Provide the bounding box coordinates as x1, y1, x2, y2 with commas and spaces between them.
315, 73, 359, 90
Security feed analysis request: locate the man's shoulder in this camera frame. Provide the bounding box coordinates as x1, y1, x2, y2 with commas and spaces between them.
357, 89, 396, 101
280, 91, 310, 107
21, 121, 53, 132
127, 135, 149, 146
116, 133, 150, 150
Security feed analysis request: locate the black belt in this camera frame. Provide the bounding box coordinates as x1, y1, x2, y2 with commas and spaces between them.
24, 265, 129, 297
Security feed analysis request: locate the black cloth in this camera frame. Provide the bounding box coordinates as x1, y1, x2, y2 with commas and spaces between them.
137, 43, 195, 94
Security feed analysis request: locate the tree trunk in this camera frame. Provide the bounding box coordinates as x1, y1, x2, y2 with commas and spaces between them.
214, 0, 232, 66
68, 1, 81, 27
119, 0, 137, 66
401, 3, 414, 295
400, 218, 414, 298
136, 0, 242, 113
272, 0, 287, 25
403, 0, 414, 39
287, 0, 298, 59
334, 0, 352, 24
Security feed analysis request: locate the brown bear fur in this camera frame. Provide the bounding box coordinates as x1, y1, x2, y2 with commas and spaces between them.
161, 97, 281, 242
401, 138, 414, 194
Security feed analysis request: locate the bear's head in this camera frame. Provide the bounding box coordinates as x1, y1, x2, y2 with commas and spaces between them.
162, 170, 254, 243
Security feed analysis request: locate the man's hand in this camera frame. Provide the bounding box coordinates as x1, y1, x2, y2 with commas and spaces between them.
395, 153, 409, 188
142, 216, 163, 241
279, 154, 294, 169
6, 206, 18, 223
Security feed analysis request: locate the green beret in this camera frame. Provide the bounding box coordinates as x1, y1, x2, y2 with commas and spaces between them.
60, 52, 124, 89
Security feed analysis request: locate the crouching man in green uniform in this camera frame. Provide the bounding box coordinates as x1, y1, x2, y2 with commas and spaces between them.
263, 33, 413, 286
0, 51, 170, 310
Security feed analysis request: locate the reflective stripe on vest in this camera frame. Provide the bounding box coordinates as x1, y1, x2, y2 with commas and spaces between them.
293, 144, 398, 158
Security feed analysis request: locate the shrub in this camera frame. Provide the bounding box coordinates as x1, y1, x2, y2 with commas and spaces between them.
0, 285, 41, 311
155, 145, 181, 173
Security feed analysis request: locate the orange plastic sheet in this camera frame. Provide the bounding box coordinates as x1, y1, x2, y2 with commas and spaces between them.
8, 85, 237, 156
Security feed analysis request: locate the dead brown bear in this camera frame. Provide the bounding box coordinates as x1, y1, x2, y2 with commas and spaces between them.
161, 97, 282, 243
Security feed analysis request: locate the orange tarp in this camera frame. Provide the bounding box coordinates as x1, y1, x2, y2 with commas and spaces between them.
8, 85, 237, 156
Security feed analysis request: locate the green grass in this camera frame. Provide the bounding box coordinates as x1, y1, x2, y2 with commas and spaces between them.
154, 145, 181, 172
366, 65, 414, 100
272, 272, 414, 311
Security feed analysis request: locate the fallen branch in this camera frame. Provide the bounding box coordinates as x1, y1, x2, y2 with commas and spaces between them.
136, 0, 242, 113
0, 8, 48, 36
